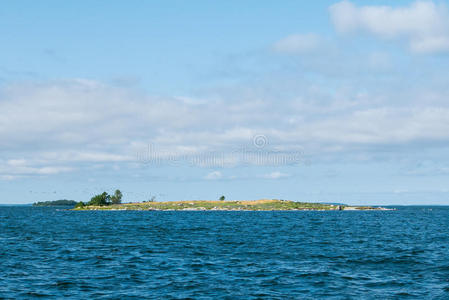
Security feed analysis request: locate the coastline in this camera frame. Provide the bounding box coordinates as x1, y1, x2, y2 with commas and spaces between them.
73, 199, 394, 211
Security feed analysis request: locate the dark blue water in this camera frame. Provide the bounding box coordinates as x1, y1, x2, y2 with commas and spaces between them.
1, 206, 449, 299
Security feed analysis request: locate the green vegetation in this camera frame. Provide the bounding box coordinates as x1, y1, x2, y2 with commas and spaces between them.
87, 192, 111, 206
33, 200, 77, 207
72, 190, 389, 211
111, 190, 123, 204
75, 201, 85, 209
76, 189, 123, 207
74, 198, 389, 211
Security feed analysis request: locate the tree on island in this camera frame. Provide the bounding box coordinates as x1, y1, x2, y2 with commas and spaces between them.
111, 189, 123, 204
82, 189, 123, 206
219, 195, 225, 201
88, 192, 111, 206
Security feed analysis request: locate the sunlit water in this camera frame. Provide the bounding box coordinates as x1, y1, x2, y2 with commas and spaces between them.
1, 206, 449, 299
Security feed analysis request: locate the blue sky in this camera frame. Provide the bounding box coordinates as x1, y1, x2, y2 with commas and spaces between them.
2, 0, 449, 204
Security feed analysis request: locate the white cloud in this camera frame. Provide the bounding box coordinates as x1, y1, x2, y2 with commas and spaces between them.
0, 163, 73, 176
273, 33, 323, 54
205, 171, 222, 180
262, 171, 290, 179
0, 175, 18, 181
7, 159, 27, 167
35, 166, 74, 175
42, 152, 133, 163
2, 77, 449, 180
329, 0, 449, 53
290, 107, 449, 145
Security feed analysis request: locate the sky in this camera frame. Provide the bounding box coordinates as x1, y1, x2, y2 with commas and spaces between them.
2, 0, 449, 205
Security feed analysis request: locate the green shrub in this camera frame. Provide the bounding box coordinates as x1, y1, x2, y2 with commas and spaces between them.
87, 192, 111, 206
75, 201, 85, 208
111, 189, 123, 204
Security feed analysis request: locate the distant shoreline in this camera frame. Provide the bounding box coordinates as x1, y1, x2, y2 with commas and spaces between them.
33, 200, 77, 207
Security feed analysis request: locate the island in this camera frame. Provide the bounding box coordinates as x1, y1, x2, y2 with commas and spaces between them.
73, 199, 391, 211
33, 199, 78, 207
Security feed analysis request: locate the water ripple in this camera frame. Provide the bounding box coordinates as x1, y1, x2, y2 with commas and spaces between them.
1, 206, 449, 298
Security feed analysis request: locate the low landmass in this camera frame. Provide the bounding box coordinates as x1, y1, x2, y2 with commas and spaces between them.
73, 199, 391, 211
33, 199, 78, 207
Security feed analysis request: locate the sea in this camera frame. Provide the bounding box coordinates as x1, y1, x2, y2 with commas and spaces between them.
1, 206, 449, 299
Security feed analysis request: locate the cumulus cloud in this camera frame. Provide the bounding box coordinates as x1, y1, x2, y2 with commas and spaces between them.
329, 0, 449, 53
273, 33, 323, 54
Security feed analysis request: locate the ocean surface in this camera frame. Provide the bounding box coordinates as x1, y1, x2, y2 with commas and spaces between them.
1, 206, 449, 299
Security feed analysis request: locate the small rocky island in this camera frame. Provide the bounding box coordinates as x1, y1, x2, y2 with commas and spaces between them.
73, 195, 391, 211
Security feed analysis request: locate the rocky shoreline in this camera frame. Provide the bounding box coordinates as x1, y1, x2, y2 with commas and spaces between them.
73, 199, 393, 211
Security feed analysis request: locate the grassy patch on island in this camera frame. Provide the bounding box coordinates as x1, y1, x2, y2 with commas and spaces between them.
73, 199, 387, 211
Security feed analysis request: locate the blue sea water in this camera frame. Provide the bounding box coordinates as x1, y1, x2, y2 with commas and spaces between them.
1, 206, 449, 299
